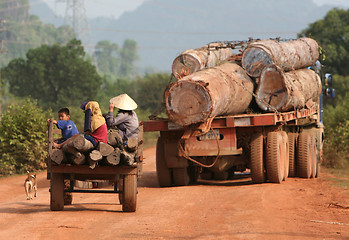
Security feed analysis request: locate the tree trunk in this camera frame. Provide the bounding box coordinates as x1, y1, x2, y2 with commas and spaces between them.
121, 150, 136, 166
51, 149, 65, 165
256, 65, 322, 112
62, 144, 86, 165
98, 142, 115, 156
71, 134, 94, 152
105, 148, 121, 166
165, 62, 254, 126
172, 42, 232, 79
242, 37, 319, 77
107, 129, 123, 148
126, 137, 138, 152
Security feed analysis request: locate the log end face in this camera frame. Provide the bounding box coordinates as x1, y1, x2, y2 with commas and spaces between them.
257, 65, 288, 111
172, 54, 201, 79
165, 80, 212, 126
242, 47, 273, 77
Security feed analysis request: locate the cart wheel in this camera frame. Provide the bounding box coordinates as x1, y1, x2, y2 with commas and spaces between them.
250, 132, 265, 184
50, 173, 64, 211
297, 132, 312, 178
287, 133, 298, 177
63, 180, 73, 205
266, 132, 284, 183
118, 180, 123, 205
122, 174, 137, 212
281, 131, 289, 181
173, 168, 190, 186
156, 137, 172, 187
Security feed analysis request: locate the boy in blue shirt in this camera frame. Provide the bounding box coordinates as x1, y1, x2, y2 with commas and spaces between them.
50, 108, 79, 149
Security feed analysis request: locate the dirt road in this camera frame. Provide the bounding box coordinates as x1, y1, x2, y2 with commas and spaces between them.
0, 147, 348, 240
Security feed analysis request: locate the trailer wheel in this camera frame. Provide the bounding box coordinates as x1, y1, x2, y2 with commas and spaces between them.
297, 132, 312, 178
250, 132, 265, 184
287, 133, 298, 177
63, 180, 73, 205
173, 168, 190, 186
50, 173, 64, 211
156, 137, 172, 187
281, 131, 289, 181
266, 132, 284, 183
122, 174, 137, 212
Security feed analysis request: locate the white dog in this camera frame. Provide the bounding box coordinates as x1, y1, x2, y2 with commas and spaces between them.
24, 171, 37, 200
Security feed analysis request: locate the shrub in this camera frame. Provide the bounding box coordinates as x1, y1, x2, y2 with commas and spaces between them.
0, 99, 51, 176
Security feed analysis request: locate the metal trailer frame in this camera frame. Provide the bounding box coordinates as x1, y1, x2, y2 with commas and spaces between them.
144, 106, 324, 186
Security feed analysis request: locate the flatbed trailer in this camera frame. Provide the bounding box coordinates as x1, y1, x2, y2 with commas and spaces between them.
144, 105, 324, 186
46, 121, 143, 212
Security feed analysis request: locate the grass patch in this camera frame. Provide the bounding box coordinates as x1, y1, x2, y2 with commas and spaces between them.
321, 167, 349, 192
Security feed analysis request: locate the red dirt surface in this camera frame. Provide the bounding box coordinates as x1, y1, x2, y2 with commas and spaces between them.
0, 147, 348, 240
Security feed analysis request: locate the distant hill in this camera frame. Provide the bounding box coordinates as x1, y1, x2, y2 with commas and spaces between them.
30, 0, 336, 73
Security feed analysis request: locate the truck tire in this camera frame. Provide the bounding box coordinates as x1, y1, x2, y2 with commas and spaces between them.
250, 132, 265, 184
287, 133, 298, 177
156, 137, 172, 187
266, 132, 284, 183
280, 131, 289, 181
297, 132, 312, 178
310, 136, 317, 178
173, 168, 190, 186
122, 174, 137, 212
50, 173, 64, 211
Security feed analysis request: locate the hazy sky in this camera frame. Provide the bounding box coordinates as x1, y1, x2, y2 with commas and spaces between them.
39, 0, 349, 19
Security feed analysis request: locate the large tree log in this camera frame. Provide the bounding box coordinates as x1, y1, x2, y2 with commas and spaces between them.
121, 150, 136, 166
105, 148, 121, 166
126, 137, 138, 152
88, 150, 103, 169
51, 149, 65, 165
107, 129, 123, 148
256, 65, 322, 112
241, 37, 319, 77
71, 134, 94, 152
172, 42, 232, 79
98, 142, 115, 156
165, 62, 254, 126
62, 144, 86, 165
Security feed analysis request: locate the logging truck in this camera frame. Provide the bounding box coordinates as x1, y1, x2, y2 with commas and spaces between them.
46, 120, 143, 212
143, 38, 327, 187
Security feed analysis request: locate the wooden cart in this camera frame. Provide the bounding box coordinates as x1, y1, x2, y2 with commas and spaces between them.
47, 121, 143, 212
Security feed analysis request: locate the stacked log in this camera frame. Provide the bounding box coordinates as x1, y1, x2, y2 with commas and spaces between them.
172, 42, 233, 79
241, 37, 319, 77
51, 131, 140, 168
164, 37, 322, 126
256, 65, 322, 112
165, 62, 254, 126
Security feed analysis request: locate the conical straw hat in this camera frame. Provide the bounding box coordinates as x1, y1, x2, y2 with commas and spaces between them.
110, 93, 137, 110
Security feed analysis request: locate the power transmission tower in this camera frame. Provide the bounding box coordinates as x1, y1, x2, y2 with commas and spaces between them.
55, 0, 97, 65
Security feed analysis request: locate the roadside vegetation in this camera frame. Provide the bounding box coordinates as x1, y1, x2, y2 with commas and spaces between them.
0, 5, 348, 176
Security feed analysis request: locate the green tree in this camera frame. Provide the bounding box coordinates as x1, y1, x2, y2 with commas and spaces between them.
95, 40, 119, 79
2, 39, 103, 110
119, 39, 138, 77
299, 8, 349, 76
0, 98, 51, 176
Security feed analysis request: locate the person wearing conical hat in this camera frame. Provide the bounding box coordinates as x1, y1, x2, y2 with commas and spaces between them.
80, 101, 108, 145
104, 93, 139, 143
